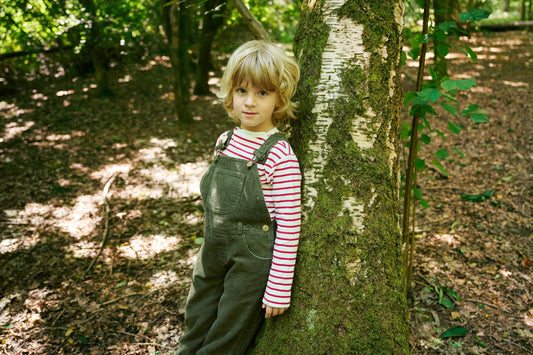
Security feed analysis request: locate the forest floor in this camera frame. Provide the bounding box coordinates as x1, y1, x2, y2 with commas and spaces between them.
0, 31, 532, 354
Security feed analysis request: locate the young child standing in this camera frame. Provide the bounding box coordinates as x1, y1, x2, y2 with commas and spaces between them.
177, 40, 301, 354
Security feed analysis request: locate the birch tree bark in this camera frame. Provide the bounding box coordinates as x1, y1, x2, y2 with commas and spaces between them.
252, 0, 409, 353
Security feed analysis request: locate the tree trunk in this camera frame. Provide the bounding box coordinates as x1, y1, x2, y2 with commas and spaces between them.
162, 0, 193, 124
79, 0, 112, 96
194, 0, 227, 95
503, 0, 510, 12
252, 0, 409, 353
433, 0, 449, 78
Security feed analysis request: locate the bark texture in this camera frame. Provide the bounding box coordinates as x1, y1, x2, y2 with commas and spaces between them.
252, 0, 409, 353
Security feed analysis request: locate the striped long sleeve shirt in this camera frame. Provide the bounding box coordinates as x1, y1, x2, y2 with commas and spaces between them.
215, 127, 302, 307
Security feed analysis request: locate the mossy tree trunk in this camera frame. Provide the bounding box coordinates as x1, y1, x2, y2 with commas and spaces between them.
252, 0, 409, 353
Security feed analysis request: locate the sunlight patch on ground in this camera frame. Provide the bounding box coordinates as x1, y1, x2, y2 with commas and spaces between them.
149, 270, 181, 289
1, 121, 35, 143
115, 184, 166, 200
117, 233, 182, 260
2, 194, 101, 244
68, 239, 100, 259
55, 195, 101, 239
502, 80, 529, 87
90, 163, 132, 183
55, 90, 74, 97
0, 232, 40, 254
138, 162, 207, 199
433, 233, 461, 248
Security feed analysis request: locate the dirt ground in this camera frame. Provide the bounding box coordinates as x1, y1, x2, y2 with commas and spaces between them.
0, 31, 532, 354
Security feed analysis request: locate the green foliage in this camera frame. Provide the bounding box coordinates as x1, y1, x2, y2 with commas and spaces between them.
227, 0, 301, 43
402, 7, 491, 208
440, 326, 468, 338
461, 190, 493, 202
1, 0, 161, 74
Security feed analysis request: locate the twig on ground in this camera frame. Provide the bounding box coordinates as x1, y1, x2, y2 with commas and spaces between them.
101, 292, 146, 306
463, 298, 519, 317
50, 308, 66, 327
83, 173, 117, 279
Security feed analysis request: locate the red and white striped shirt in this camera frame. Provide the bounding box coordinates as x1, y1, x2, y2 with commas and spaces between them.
215, 127, 301, 307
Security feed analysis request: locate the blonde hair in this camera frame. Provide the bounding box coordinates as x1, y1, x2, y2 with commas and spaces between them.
218, 40, 300, 127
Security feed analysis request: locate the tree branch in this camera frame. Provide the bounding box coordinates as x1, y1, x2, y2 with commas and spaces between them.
230, 0, 270, 40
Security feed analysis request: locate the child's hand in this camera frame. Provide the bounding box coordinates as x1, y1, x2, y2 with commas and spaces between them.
262, 304, 288, 319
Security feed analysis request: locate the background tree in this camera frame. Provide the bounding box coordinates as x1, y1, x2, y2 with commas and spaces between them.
161, 0, 194, 124
252, 0, 409, 353
194, 0, 227, 95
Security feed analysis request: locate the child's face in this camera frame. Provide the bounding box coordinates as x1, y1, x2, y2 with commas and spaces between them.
232, 82, 278, 132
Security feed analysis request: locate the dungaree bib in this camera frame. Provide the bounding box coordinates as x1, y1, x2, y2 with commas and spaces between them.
177, 129, 287, 355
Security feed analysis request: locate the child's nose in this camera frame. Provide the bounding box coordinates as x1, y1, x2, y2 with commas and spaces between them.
244, 94, 255, 106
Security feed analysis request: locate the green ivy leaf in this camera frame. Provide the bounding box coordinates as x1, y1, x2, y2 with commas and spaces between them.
437, 43, 450, 56
441, 79, 476, 91
404, 92, 416, 105
474, 341, 488, 348
441, 102, 458, 115
462, 104, 480, 115
456, 79, 477, 90
435, 129, 447, 140
438, 21, 458, 32
432, 159, 449, 176
415, 158, 426, 170
440, 296, 454, 308
421, 134, 431, 144
436, 149, 450, 160
401, 122, 411, 139
420, 197, 429, 208
413, 187, 422, 199
461, 190, 493, 202
414, 88, 440, 105
464, 45, 477, 61
459, 8, 491, 22
116, 280, 127, 288
448, 121, 462, 134
453, 146, 465, 158
470, 114, 488, 123
440, 326, 469, 338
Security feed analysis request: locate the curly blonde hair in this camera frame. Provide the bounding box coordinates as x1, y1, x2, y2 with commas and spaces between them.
217, 40, 300, 127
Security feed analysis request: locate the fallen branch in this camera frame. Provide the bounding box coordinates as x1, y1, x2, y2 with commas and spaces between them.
83, 173, 117, 279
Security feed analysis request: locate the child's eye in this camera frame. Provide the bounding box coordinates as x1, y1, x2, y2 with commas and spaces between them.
258, 90, 268, 96
236, 88, 246, 94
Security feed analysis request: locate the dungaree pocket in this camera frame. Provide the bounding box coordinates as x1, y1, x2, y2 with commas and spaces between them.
201, 167, 246, 215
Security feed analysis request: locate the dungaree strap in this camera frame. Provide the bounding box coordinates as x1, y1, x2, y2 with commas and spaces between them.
215, 129, 235, 152
253, 133, 287, 164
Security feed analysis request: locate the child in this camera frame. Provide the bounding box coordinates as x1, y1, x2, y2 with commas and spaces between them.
177, 40, 302, 354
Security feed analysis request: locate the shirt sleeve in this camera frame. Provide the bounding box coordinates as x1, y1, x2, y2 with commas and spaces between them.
262, 141, 302, 308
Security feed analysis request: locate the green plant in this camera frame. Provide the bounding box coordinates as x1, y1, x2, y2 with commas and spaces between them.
401, 1, 491, 291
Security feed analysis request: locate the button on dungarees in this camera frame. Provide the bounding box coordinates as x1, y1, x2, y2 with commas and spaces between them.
177, 129, 287, 355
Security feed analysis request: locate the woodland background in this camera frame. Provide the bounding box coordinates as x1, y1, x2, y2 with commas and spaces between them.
0, 0, 532, 354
